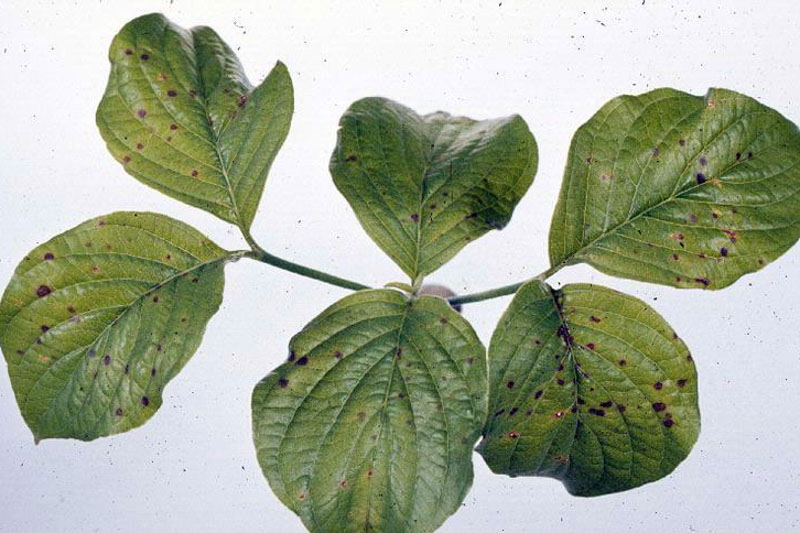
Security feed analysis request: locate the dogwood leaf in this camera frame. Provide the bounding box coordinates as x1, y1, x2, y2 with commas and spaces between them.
0, 212, 230, 441
549, 88, 800, 289
252, 289, 487, 532
478, 280, 699, 496
97, 13, 293, 230
331, 97, 537, 281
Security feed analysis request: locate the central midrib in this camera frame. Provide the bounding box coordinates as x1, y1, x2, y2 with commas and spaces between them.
191, 30, 248, 231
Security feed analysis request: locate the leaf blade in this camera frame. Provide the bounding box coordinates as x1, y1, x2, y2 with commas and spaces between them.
549, 87, 800, 289
330, 97, 538, 279
252, 289, 487, 532
96, 13, 293, 229
478, 280, 699, 496
0, 212, 229, 441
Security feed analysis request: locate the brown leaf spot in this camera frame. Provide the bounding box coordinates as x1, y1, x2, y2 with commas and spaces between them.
36, 285, 52, 297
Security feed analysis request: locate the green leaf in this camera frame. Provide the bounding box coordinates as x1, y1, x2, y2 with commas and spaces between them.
477, 280, 699, 496
549, 87, 800, 290
252, 289, 487, 532
96, 13, 293, 230
330, 97, 538, 281
0, 212, 230, 441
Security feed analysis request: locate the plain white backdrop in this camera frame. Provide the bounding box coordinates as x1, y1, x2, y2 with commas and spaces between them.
1, 1, 800, 531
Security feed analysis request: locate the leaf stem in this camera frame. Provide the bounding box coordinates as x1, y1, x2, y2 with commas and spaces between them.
448, 262, 566, 306
244, 249, 370, 291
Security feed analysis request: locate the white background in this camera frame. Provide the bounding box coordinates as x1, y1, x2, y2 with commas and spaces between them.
1, 1, 800, 532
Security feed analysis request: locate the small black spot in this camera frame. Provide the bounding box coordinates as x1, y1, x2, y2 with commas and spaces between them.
278, 378, 289, 388
663, 419, 675, 428
140, 53, 149, 60
288, 350, 295, 362
679, 139, 686, 146
40, 325, 50, 333
152, 295, 159, 303
344, 154, 358, 162
167, 89, 177, 97
694, 277, 710, 287
124, 49, 133, 55
506, 380, 515, 389
137, 109, 147, 118
557, 378, 565, 386
103, 354, 111, 366
747, 151, 754, 159
141, 396, 150, 406
654, 381, 663, 390
87, 348, 96, 358
617, 404, 627, 413
696, 172, 706, 184
735, 152, 741, 160
238, 94, 248, 107
151, 367, 156, 377
509, 407, 518, 416
600, 401, 613, 408
677, 378, 687, 387
410, 213, 419, 222
43, 253, 55, 260
116, 408, 124, 417
589, 316, 601, 323
508, 431, 520, 439
652, 402, 667, 412
124, 364, 129, 375
588, 408, 605, 417
699, 156, 707, 166
170, 123, 178, 130
720, 247, 728, 257
295, 356, 308, 366
534, 390, 543, 399
619, 359, 627, 366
